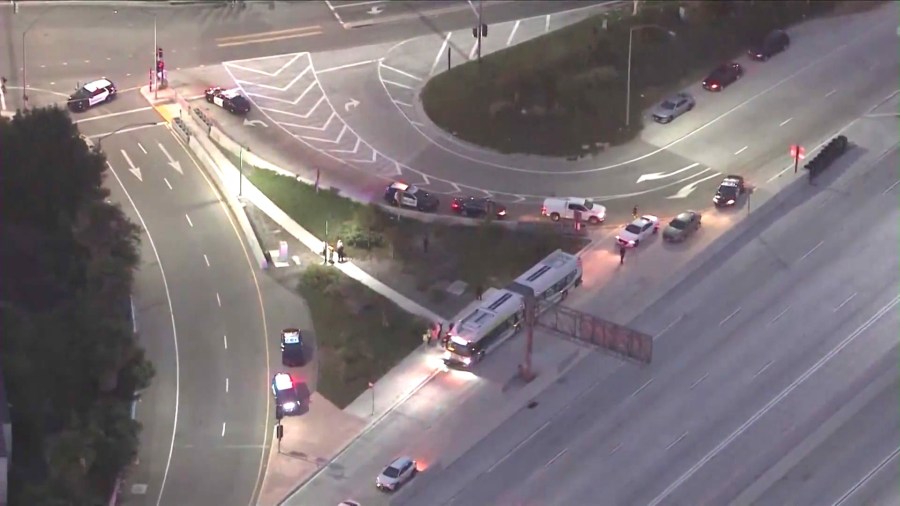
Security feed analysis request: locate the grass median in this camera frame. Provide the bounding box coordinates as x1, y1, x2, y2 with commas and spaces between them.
422, 1, 851, 157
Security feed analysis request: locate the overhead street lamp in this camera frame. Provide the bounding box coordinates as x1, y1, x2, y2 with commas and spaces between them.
625, 24, 677, 127
21, 7, 63, 109
115, 9, 159, 100
93, 122, 161, 151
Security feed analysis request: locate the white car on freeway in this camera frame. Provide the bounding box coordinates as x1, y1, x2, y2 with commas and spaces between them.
616, 215, 660, 248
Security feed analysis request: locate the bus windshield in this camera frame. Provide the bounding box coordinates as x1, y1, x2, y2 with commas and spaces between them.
446, 337, 475, 357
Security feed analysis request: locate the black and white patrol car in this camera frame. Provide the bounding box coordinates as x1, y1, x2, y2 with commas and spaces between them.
204, 86, 252, 115
280, 328, 305, 367
713, 175, 746, 207
271, 372, 301, 416
67, 78, 117, 112
383, 182, 439, 212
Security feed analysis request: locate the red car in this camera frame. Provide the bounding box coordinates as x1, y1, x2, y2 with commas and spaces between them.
702, 62, 743, 91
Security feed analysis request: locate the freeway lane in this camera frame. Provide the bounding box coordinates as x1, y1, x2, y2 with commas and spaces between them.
100, 126, 271, 506
402, 113, 900, 505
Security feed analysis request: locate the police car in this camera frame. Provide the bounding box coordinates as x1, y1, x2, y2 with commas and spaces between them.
383, 182, 439, 212
271, 373, 301, 415
204, 86, 252, 115
713, 175, 746, 207
281, 328, 305, 367
67, 78, 117, 112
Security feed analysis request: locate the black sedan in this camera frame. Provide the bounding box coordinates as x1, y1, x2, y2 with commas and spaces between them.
281, 328, 305, 366
702, 62, 743, 91
451, 197, 507, 219
749, 29, 790, 61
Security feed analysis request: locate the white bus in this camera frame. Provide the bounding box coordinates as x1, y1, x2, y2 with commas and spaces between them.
511, 249, 582, 311
443, 288, 525, 368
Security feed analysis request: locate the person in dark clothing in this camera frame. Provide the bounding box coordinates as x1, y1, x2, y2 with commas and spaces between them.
475, 285, 483, 301
422, 235, 429, 254
619, 244, 627, 265
632, 205, 639, 219
336, 239, 345, 263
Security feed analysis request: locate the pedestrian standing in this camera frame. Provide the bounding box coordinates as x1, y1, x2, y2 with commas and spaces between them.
475, 284, 483, 301
322, 240, 329, 265
619, 244, 627, 265
632, 205, 639, 219
336, 238, 345, 263
422, 235, 429, 254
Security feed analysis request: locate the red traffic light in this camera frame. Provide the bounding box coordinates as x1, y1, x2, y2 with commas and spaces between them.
789, 144, 806, 160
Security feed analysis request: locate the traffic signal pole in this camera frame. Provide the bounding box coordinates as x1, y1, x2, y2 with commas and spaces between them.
153, 17, 158, 99
477, 0, 483, 61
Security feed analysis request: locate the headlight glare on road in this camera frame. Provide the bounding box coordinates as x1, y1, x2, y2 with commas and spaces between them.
284, 402, 296, 411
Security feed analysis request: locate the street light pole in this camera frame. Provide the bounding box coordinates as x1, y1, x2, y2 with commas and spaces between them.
153, 15, 158, 100
21, 31, 27, 108
625, 27, 635, 127
477, 0, 483, 61
238, 146, 244, 198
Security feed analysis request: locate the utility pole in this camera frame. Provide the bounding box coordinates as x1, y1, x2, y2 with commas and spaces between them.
153, 16, 158, 99
520, 294, 536, 381
477, 0, 483, 61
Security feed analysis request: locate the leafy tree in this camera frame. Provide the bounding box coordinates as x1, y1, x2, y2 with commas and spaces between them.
0, 107, 152, 505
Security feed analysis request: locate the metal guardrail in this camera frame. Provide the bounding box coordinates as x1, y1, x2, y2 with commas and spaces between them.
172, 116, 191, 142
539, 305, 653, 364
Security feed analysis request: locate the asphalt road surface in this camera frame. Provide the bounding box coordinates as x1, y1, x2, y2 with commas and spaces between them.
396, 116, 900, 505
92, 115, 273, 506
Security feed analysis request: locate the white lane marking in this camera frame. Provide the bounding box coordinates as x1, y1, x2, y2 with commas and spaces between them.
223, 335, 228, 349
719, 308, 741, 327
666, 432, 688, 451
382, 79, 413, 90
430, 32, 452, 76
216, 293, 222, 307
468, 39, 479, 60
883, 180, 900, 195
833, 444, 900, 506
767, 305, 791, 326
105, 160, 181, 506
164, 177, 173, 190
487, 420, 551, 473
222, 422, 227, 437
203, 254, 210, 267
778, 117, 793, 127
137, 142, 147, 154
630, 378, 654, 397
734, 146, 748, 155
394, 100, 413, 108
185, 214, 193, 228
798, 240, 824, 262
226, 378, 229, 393
316, 59, 377, 74
689, 373, 709, 391
610, 443, 622, 455
545, 14, 550, 33
73, 106, 153, 124
825, 88, 838, 98
654, 315, 683, 341
753, 360, 773, 379
379, 63, 422, 81
331, 0, 382, 9
649, 293, 900, 506
834, 292, 857, 312
545, 448, 568, 468
506, 20, 521, 47
86, 122, 166, 139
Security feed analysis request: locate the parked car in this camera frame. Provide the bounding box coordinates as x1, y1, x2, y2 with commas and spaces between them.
451, 196, 507, 219
702, 62, 744, 91
713, 175, 746, 207
205, 86, 252, 114
651, 92, 695, 124
375, 456, 418, 492
67, 78, 117, 112
663, 211, 702, 242
616, 215, 660, 248
271, 372, 302, 415
280, 328, 305, 366
541, 197, 606, 224
749, 29, 790, 61
384, 182, 439, 212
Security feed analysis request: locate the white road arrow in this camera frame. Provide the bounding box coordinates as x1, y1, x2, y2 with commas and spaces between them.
636, 162, 700, 183
120, 149, 142, 181
368, 5, 384, 15
243, 118, 268, 128
666, 171, 721, 199
344, 98, 359, 112
157, 143, 183, 174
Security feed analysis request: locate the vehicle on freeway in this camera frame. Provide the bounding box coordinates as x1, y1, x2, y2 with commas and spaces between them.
204, 86, 252, 114
510, 249, 583, 308
616, 215, 660, 248
451, 196, 507, 219
271, 372, 301, 416
663, 211, 702, 242
713, 175, 746, 207
651, 92, 695, 124
541, 197, 606, 224
280, 328, 305, 366
384, 182, 439, 212
67, 78, 117, 112
702, 62, 744, 91
749, 29, 790, 61
443, 288, 524, 368
375, 456, 418, 492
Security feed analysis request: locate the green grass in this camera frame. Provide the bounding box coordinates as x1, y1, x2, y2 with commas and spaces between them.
421, 1, 845, 157
298, 266, 427, 408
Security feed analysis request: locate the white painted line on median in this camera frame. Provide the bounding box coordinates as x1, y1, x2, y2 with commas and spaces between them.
666, 432, 688, 451
216, 293, 222, 307
798, 240, 824, 262
649, 293, 900, 506
734, 146, 748, 155
74, 106, 153, 124
379, 63, 422, 81
507, 20, 521, 47
466, 0, 478, 18
468, 39, 479, 60
185, 214, 194, 228
86, 122, 166, 140
545, 14, 551, 33
833, 444, 900, 506
316, 59, 377, 74
767, 305, 791, 326
394, 100, 413, 108
488, 420, 552, 473
719, 308, 741, 327
610, 443, 622, 455
630, 378, 654, 397
430, 32, 452, 76
382, 79, 413, 90
204, 254, 210, 267
834, 292, 857, 312
545, 448, 568, 468
223, 335, 228, 349
225, 378, 229, 393
778, 117, 793, 127
654, 315, 682, 341
138, 142, 147, 154
825, 88, 838, 98
689, 373, 709, 391
222, 422, 226, 437
164, 177, 173, 190
332, 0, 382, 9
883, 180, 900, 195
753, 360, 773, 379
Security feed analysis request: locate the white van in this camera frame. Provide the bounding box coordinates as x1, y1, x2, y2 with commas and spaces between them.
541, 197, 606, 224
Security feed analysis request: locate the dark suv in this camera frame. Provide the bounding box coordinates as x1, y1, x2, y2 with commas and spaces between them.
749, 30, 790, 61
